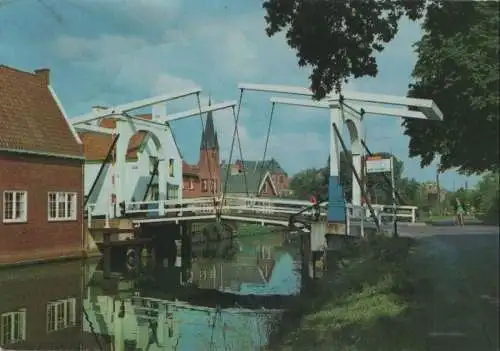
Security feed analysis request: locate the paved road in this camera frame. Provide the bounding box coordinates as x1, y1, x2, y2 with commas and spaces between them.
403, 224, 499, 350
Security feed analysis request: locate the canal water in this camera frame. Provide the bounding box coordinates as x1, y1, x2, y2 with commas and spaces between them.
0, 231, 303, 350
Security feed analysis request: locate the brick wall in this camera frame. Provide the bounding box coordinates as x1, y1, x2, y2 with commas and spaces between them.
0, 152, 84, 265
183, 148, 220, 198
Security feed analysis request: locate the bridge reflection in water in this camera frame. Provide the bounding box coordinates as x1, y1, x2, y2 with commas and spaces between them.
82, 231, 302, 350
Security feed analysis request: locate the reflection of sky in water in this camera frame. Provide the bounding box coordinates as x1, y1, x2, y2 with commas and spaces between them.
173, 252, 297, 349
174, 308, 280, 350
83, 234, 299, 350
239, 252, 300, 296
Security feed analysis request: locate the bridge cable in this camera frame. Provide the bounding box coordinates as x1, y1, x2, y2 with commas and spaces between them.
143, 159, 160, 202
81, 275, 106, 351
220, 89, 246, 211
232, 93, 250, 197
360, 137, 408, 236
360, 139, 407, 206
195, 93, 219, 214
256, 102, 276, 197
331, 118, 381, 232
208, 305, 220, 350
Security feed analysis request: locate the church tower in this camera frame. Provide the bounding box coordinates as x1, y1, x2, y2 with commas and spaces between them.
198, 97, 220, 194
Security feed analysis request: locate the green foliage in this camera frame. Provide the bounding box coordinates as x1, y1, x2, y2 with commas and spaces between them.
263, 0, 498, 175
288, 159, 329, 200
290, 152, 413, 205
474, 172, 499, 224
263, 0, 427, 99
404, 1, 499, 174
269, 236, 425, 351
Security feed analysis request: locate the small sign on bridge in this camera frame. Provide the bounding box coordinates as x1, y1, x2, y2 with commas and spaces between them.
365, 156, 392, 174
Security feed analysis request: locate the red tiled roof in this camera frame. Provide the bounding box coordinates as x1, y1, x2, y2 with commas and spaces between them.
183, 161, 200, 177
78, 114, 151, 161
0, 65, 83, 158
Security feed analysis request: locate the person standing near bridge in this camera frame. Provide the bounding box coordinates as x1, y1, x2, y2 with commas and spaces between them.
455, 198, 465, 227
310, 194, 320, 221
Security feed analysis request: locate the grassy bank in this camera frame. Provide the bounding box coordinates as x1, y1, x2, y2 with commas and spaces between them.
267, 235, 431, 351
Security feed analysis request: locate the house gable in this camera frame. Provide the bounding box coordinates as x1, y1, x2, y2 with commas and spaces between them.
257, 171, 278, 196
0, 65, 83, 159
219, 168, 279, 196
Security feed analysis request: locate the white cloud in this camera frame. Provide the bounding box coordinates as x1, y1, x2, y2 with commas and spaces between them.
48, 3, 428, 176
152, 74, 200, 95
80, 0, 182, 26
55, 34, 148, 61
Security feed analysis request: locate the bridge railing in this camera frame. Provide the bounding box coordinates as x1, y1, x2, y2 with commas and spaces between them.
346, 203, 418, 224
123, 197, 218, 216
220, 196, 327, 218
87, 197, 415, 228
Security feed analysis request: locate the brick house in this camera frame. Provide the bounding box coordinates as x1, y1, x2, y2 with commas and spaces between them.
0, 65, 84, 266
182, 102, 221, 198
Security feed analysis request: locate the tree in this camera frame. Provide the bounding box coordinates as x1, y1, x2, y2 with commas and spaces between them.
263, 0, 426, 98
290, 152, 407, 205
403, 1, 499, 174
396, 177, 421, 205
472, 172, 499, 224
288, 167, 328, 200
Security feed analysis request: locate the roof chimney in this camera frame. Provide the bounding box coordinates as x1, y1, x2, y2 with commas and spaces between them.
34, 68, 50, 85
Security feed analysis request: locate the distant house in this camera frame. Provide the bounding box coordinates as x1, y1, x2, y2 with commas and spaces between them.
79, 112, 183, 216
421, 181, 448, 202
221, 159, 289, 196
191, 261, 266, 291
182, 100, 221, 198
219, 163, 279, 197
219, 159, 281, 197
0, 65, 84, 266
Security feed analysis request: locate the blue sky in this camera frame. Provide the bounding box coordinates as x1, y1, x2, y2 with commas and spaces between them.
0, 0, 478, 190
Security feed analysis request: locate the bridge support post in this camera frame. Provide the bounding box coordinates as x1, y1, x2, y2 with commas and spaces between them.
300, 233, 312, 288
351, 153, 363, 210
311, 222, 327, 279
113, 300, 125, 351
103, 232, 111, 279
328, 109, 346, 226
180, 223, 192, 270
114, 119, 128, 220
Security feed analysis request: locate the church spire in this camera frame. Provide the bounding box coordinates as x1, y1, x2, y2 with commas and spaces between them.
200, 94, 219, 150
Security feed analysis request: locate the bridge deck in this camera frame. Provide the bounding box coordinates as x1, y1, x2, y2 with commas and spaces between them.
86, 196, 417, 233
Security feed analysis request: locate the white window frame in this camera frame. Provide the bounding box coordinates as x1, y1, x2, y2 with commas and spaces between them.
201, 179, 208, 192
0, 308, 27, 345
47, 192, 77, 221
167, 183, 179, 200
168, 158, 175, 177
46, 298, 76, 332
2, 190, 28, 223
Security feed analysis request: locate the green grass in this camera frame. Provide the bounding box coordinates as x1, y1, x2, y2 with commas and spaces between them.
267, 236, 432, 351
267, 232, 499, 351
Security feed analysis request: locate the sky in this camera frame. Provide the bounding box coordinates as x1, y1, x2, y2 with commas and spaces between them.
0, 0, 479, 190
